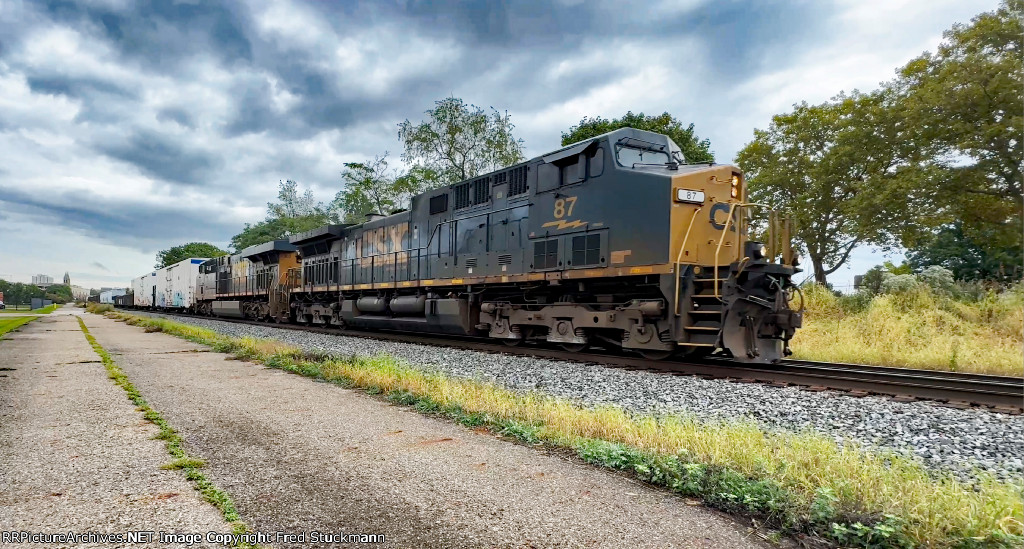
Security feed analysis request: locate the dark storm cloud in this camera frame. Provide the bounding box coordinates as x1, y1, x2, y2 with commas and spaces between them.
40, 0, 253, 68
0, 0, 839, 257
0, 185, 239, 251
97, 129, 222, 186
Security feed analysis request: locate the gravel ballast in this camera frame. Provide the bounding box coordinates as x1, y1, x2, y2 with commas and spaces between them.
137, 312, 1024, 481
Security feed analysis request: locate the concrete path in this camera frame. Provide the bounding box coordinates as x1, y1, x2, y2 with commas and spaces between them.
78, 313, 771, 549
0, 312, 231, 548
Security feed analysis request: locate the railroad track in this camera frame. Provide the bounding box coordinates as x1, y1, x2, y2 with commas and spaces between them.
132, 309, 1023, 413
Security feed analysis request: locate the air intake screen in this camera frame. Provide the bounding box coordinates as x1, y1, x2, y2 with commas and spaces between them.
454, 183, 470, 209
472, 177, 490, 205
508, 166, 528, 196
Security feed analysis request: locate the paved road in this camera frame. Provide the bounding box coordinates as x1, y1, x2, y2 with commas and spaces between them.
0, 312, 231, 548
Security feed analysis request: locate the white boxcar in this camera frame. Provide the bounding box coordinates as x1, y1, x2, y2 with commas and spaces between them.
132, 272, 157, 307
155, 266, 170, 308
162, 257, 207, 310
99, 288, 127, 304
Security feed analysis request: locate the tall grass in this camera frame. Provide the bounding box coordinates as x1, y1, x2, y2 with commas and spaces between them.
793, 284, 1023, 376
106, 311, 1023, 548
85, 303, 115, 314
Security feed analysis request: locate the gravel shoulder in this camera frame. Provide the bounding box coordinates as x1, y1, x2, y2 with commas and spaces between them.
0, 311, 231, 548
83, 313, 773, 548
135, 312, 1024, 482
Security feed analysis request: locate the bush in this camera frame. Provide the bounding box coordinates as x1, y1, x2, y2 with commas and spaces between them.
918, 266, 956, 295
880, 273, 920, 294
85, 303, 114, 314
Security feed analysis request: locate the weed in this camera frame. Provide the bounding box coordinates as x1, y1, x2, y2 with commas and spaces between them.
76, 316, 257, 546
161, 457, 207, 470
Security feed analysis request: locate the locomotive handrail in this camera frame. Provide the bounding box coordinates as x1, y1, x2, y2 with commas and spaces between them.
673, 207, 703, 316
713, 202, 767, 297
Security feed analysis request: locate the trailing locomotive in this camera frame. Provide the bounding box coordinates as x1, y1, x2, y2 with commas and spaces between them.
260, 127, 802, 363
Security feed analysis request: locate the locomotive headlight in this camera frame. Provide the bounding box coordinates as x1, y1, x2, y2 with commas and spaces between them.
753, 244, 766, 259
730, 175, 740, 198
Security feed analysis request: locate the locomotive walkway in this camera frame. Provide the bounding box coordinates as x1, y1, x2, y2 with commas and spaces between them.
0, 309, 772, 548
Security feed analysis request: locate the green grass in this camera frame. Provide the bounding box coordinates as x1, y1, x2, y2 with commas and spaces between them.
75, 316, 259, 548
793, 284, 1023, 376
0, 316, 37, 337
0, 303, 59, 314
105, 310, 1024, 549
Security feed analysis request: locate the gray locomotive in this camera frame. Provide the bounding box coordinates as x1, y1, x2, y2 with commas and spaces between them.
198, 127, 803, 363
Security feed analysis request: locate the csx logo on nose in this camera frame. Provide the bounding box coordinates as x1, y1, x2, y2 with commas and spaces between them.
709, 203, 738, 231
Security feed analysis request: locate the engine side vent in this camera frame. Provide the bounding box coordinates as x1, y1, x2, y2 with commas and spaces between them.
498, 254, 512, 266
464, 257, 477, 268
429, 193, 448, 215
472, 177, 490, 205
508, 166, 528, 196
453, 183, 470, 209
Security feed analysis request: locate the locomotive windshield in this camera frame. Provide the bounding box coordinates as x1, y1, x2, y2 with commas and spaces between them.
614, 137, 674, 167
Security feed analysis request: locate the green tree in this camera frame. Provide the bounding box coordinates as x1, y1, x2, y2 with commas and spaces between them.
331, 153, 431, 224
895, 0, 1023, 272
398, 97, 525, 186
737, 92, 926, 285
561, 111, 714, 163
44, 284, 73, 304
155, 242, 228, 268
907, 222, 1022, 283
230, 180, 329, 251
0, 279, 45, 306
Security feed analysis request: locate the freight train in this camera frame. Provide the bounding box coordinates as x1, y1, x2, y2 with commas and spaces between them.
128, 128, 803, 363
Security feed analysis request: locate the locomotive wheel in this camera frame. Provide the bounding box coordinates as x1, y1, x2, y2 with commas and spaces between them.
639, 349, 675, 361
560, 343, 589, 353
502, 338, 524, 347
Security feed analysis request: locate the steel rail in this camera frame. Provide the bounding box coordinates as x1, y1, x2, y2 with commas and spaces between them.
134, 309, 1023, 412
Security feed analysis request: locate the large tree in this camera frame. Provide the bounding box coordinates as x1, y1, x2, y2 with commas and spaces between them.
155, 242, 228, 268
398, 97, 525, 186
561, 111, 714, 164
230, 180, 329, 251
895, 0, 1023, 275
737, 91, 926, 285
331, 154, 432, 224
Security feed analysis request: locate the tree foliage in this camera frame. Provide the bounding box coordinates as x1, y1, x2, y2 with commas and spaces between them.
44, 284, 73, 304
230, 180, 329, 251
155, 242, 228, 269
737, 91, 928, 284
398, 97, 525, 186
896, 0, 1023, 274
561, 111, 714, 164
331, 153, 432, 224
738, 1, 1022, 285
907, 223, 1022, 283
0, 279, 46, 305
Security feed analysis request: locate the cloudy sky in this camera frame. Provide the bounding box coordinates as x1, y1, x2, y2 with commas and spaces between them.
0, 0, 995, 290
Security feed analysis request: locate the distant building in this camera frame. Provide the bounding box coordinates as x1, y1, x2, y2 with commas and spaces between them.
64, 272, 71, 285
31, 274, 54, 288
70, 285, 90, 301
